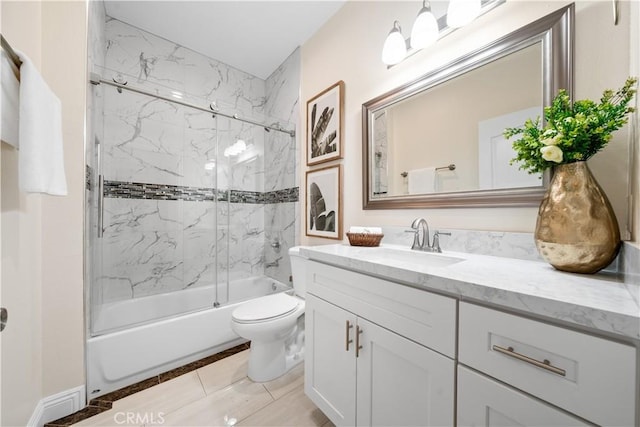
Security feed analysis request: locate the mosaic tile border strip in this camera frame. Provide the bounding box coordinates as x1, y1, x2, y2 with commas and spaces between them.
103, 180, 299, 204
44, 342, 251, 427
263, 187, 299, 203
85, 165, 92, 191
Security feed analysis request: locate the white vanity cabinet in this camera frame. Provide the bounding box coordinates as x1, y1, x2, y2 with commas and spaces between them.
303, 255, 638, 427
458, 302, 637, 427
304, 261, 457, 427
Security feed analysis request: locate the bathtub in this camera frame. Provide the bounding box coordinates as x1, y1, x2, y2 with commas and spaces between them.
87, 276, 289, 398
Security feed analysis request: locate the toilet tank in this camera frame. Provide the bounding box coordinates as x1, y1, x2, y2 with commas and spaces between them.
288, 246, 308, 298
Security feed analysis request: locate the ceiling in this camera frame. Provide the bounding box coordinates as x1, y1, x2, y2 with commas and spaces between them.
104, 1, 346, 80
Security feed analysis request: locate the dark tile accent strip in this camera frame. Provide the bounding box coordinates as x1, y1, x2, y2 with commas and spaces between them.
228, 189, 262, 204
44, 342, 251, 427
158, 341, 250, 382
88, 376, 162, 408
85, 165, 92, 191
45, 405, 107, 427
263, 187, 299, 203
104, 180, 299, 204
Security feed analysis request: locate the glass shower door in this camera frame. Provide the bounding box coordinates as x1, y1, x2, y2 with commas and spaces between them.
89, 77, 225, 336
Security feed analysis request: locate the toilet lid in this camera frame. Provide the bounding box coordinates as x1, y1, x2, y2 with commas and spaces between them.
232, 293, 299, 323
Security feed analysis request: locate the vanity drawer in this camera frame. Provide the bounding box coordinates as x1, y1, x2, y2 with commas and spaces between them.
459, 302, 637, 426
306, 260, 457, 357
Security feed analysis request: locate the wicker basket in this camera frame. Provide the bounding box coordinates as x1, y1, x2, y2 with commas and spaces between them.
346, 232, 384, 247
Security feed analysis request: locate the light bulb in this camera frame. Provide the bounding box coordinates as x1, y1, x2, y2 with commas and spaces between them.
382, 21, 407, 65
410, 2, 439, 50
446, 0, 481, 28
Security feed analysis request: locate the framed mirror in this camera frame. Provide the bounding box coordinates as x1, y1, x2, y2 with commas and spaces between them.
362, 4, 573, 209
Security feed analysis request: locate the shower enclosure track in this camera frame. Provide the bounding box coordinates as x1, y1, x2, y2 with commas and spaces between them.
89, 72, 296, 137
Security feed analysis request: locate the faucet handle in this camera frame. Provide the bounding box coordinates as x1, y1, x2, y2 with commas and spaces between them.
432, 230, 451, 253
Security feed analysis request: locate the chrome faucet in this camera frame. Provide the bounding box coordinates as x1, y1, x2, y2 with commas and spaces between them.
407, 218, 451, 253
408, 218, 430, 250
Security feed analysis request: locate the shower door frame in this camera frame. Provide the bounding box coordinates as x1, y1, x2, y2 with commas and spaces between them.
87, 74, 296, 336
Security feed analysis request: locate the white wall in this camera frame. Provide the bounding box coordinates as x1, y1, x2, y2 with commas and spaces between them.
1, 1, 87, 424
1, 2, 44, 425
40, 0, 87, 398
301, 0, 638, 245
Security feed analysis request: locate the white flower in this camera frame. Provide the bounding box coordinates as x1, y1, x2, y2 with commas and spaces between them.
541, 145, 563, 163
541, 134, 561, 146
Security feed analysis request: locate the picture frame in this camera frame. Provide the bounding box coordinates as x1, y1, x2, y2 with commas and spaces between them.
306, 81, 344, 166
305, 165, 342, 240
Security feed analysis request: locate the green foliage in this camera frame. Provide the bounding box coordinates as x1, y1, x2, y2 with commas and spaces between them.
504, 77, 637, 174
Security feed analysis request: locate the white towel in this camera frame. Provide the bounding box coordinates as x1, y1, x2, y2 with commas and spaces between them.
16, 49, 68, 196
349, 226, 383, 234
1, 51, 20, 148
408, 167, 436, 194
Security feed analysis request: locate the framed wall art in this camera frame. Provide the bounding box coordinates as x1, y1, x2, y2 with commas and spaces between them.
305, 165, 342, 239
306, 81, 344, 166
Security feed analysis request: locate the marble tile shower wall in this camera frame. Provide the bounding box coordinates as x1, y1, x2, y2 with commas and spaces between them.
96, 17, 298, 304
264, 49, 301, 285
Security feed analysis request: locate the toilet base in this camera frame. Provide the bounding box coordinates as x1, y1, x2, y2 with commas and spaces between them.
247, 333, 305, 382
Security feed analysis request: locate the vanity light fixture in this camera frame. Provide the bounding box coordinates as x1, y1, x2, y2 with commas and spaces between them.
446, 0, 481, 28
383, 0, 503, 66
381, 21, 407, 65
410, 1, 439, 50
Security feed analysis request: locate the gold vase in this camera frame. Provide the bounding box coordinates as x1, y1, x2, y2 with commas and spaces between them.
535, 161, 621, 274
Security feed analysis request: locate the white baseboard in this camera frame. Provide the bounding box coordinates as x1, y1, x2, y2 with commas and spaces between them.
28, 385, 85, 427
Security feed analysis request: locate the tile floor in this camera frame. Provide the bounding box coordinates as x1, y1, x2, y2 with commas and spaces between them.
72, 350, 333, 427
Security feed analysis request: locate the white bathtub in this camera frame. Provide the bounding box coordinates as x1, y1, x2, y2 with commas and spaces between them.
87, 276, 289, 398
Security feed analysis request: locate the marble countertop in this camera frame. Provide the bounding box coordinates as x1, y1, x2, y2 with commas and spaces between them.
300, 244, 640, 341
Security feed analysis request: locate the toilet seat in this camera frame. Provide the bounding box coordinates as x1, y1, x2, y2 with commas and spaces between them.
232, 293, 300, 324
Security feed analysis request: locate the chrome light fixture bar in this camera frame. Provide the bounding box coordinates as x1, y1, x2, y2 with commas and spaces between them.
382, 0, 505, 66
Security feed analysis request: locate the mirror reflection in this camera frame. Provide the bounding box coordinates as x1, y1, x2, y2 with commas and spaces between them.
372, 43, 543, 198
363, 5, 574, 209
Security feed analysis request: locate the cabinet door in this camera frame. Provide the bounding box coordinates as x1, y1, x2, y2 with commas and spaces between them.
356, 317, 455, 427
305, 294, 357, 426
457, 366, 590, 427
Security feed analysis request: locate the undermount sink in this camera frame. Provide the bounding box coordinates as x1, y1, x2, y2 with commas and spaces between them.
362, 246, 465, 269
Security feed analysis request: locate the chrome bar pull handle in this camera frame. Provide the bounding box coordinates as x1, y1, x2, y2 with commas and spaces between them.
345, 320, 353, 351
492, 345, 566, 377
355, 326, 363, 358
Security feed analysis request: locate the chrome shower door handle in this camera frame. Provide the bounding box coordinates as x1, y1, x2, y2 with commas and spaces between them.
97, 175, 104, 238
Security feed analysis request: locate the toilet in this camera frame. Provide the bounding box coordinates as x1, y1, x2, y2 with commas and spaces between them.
231, 246, 307, 382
